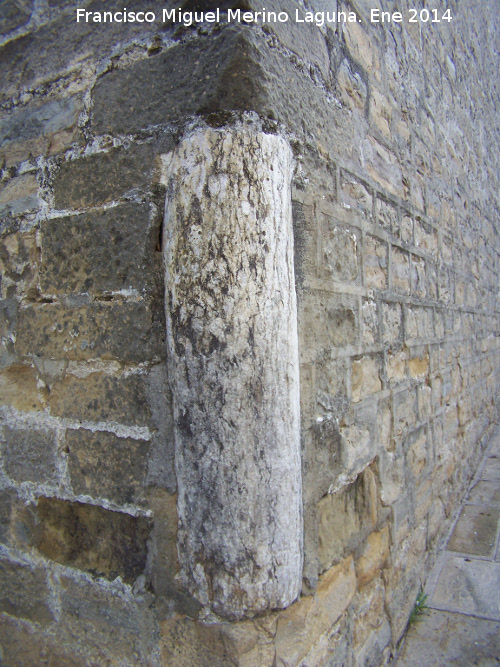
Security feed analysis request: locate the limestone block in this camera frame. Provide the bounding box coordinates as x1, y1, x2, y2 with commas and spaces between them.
40, 203, 154, 295
381, 302, 402, 345
16, 301, 164, 362
0, 560, 54, 626
362, 299, 379, 346
343, 21, 376, 74
275, 557, 356, 667
338, 58, 367, 111
375, 196, 398, 233
0, 231, 38, 299
49, 371, 149, 425
162, 126, 302, 619
1, 425, 57, 484
0, 363, 43, 411
300, 294, 358, 354
0, 173, 39, 217
387, 349, 407, 384
33, 497, 151, 584
340, 171, 372, 215
53, 143, 154, 210
0, 96, 83, 165
364, 235, 387, 290
408, 351, 429, 379
322, 217, 360, 284
66, 429, 149, 505
352, 577, 387, 653
371, 87, 392, 139
391, 246, 410, 294
351, 356, 382, 402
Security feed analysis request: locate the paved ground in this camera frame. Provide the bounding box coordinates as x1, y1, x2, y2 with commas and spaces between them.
395, 430, 500, 666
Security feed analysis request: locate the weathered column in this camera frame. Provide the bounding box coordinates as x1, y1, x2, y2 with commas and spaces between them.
161, 124, 302, 620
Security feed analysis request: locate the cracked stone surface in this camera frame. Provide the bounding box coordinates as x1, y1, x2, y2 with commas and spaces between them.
161, 124, 302, 620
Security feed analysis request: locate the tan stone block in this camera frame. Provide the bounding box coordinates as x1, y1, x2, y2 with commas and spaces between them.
275, 557, 356, 667
355, 525, 390, 588
338, 58, 367, 111
371, 88, 392, 139
0, 231, 38, 299
351, 356, 382, 402
0, 364, 44, 411
160, 616, 239, 667
344, 21, 375, 74
379, 453, 405, 505
364, 235, 387, 290
220, 618, 276, 667
408, 352, 429, 379
392, 246, 410, 294
352, 577, 386, 650
418, 384, 432, 420
401, 215, 413, 244
387, 350, 407, 384
382, 302, 402, 345
362, 299, 378, 346
375, 196, 397, 231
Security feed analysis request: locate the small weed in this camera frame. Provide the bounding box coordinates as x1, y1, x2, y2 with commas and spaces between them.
408, 587, 430, 626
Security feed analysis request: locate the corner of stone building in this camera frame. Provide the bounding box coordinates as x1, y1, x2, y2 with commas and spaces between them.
1, 1, 500, 666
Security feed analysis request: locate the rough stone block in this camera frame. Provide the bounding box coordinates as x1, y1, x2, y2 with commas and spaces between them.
92, 27, 259, 135
407, 428, 428, 478
66, 429, 149, 505
374, 196, 398, 234
0, 95, 83, 165
364, 235, 387, 290
352, 577, 387, 653
53, 144, 154, 209
0, 173, 39, 217
362, 299, 379, 346
381, 302, 402, 345
50, 371, 149, 425
392, 246, 410, 294
343, 21, 377, 74
340, 171, 372, 216
408, 350, 429, 379
411, 255, 427, 298
0, 363, 43, 411
0, 559, 54, 625
1, 425, 57, 484
317, 468, 379, 573
60, 574, 156, 664
160, 616, 240, 667
393, 388, 417, 440
321, 217, 360, 284
275, 556, 356, 667
371, 87, 392, 138
351, 356, 382, 402
387, 349, 407, 384
300, 295, 358, 354
0, 230, 38, 299
33, 497, 151, 583
314, 357, 349, 420
337, 58, 367, 111
16, 300, 164, 362
40, 203, 154, 294
0, 1, 156, 103
415, 218, 438, 257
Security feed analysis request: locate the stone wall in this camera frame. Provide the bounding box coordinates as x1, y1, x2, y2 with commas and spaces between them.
1, 1, 499, 665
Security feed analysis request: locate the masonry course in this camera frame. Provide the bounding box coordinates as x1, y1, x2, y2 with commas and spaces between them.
0, 0, 499, 665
